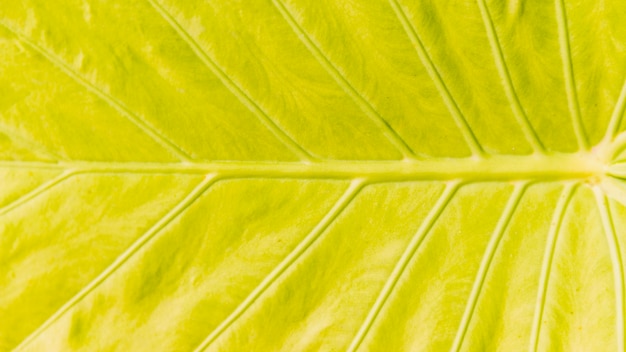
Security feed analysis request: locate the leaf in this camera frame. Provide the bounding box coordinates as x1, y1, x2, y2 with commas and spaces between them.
1, 0, 626, 350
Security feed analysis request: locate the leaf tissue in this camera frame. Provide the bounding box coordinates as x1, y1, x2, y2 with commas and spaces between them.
1, 0, 626, 351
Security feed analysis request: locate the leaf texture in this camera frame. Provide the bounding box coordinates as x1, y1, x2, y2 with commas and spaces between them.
1, 0, 626, 351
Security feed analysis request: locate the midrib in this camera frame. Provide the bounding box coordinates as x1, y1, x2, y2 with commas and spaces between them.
0, 153, 606, 182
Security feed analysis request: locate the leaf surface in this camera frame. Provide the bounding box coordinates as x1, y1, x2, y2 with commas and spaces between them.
1, 0, 626, 351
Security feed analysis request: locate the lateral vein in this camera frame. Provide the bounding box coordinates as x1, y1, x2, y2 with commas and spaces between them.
389, 0, 485, 158
451, 182, 528, 351
475, 0, 546, 154
0, 21, 193, 162
555, 0, 588, 150
0, 171, 74, 217
600, 177, 626, 207
12, 174, 219, 351
594, 188, 626, 352
272, 0, 416, 160
192, 178, 365, 351
147, 0, 315, 162
606, 81, 626, 143
347, 181, 460, 352
528, 183, 576, 352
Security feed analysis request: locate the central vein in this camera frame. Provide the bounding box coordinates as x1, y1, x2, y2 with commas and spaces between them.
0, 153, 605, 181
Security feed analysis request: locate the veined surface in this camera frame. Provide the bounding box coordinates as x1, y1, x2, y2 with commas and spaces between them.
1, 0, 626, 351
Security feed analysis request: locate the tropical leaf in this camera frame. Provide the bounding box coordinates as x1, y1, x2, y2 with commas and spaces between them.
1, 0, 626, 351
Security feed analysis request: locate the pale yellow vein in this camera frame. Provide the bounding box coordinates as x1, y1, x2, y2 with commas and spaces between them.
147, 0, 316, 162
451, 182, 528, 351
272, 0, 416, 161
0, 152, 604, 181
606, 82, 626, 143
0, 171, 74, 217
389, 0, 486, 158
555, 0, 588, 150
475, 0, 546, 154
192, 178, 365, 351
12, 174, 218, 351
594, 188, 625, 352
347, 180, 460, 352
0, 21, 193, 162
528, 183, 576, 352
